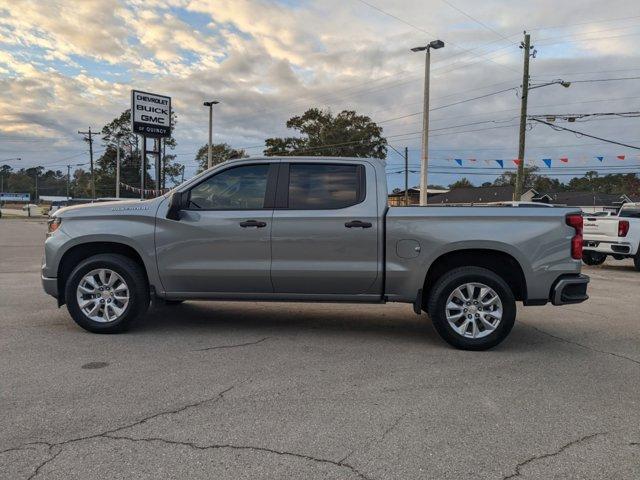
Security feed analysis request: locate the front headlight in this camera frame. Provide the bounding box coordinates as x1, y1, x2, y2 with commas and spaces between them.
47, 217, 62, 237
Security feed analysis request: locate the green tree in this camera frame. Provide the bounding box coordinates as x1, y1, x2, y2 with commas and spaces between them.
195, 143, 248, 173
448, 178, 473, 189
264, 108, 387, 158
493, 165, 542, 190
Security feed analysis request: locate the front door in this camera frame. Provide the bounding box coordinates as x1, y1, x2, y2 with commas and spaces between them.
156, 162, 276, 294
270, 162, 380, 295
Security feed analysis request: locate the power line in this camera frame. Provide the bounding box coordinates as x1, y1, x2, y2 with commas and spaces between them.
439, 0, 512, 43
530, 118, 640, 150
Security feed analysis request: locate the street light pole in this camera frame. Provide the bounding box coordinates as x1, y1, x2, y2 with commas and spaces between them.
203, 100, 220, 169
412, 40, 444, 205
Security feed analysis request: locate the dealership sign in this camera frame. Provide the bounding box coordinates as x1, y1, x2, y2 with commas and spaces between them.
0, 192, 30, 202
131, 90, 171, 137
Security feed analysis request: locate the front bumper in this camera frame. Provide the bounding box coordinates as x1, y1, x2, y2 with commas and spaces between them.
551, 274, 589, 305
42, 274, 58, 299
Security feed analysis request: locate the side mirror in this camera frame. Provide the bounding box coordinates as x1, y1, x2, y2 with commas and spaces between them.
166, 192, 188, 220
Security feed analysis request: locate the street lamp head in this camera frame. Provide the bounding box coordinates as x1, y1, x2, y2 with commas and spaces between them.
203, 100, 220, 107
411, 46, 427, 52
429, 39, 445, 49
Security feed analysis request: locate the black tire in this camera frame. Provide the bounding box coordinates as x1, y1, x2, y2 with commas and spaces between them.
163, 300, 184, 306
427, 266, 516, 351
634, 252, 640, 272
65, 254, 150, 333
582, 251, 607, 266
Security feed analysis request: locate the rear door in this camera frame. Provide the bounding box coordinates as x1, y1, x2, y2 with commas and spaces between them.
270, 161, 380, 295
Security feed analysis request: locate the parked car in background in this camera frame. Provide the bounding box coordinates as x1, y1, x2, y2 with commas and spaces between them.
583, 203, 640, 270
42, 157, 589, 350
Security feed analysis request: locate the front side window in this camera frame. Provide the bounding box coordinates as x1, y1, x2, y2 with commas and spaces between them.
288, 163, 364, 209
188, 164, 270, 210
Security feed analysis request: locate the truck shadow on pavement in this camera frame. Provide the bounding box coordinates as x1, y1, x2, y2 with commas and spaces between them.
135, 301, 444, 347
127, 301, 542, 351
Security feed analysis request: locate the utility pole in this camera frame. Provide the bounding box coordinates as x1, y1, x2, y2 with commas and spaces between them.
203, 100, 219, 169
115, 136, 121, 199
404, 146, 409, 206
78, 128, 96, 199
412, 40, 444, 205
515, 32, 531, 201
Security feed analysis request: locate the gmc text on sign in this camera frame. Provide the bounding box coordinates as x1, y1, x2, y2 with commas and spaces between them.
131, 90, 171, 138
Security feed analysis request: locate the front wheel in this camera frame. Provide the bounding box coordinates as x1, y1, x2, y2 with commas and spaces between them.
582, 251, 607, 266
65, 254, 150, 333
427, 267, 516, 350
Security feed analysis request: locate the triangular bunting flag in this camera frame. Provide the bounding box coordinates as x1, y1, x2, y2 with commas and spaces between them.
617, 155, 625, 160
483, 159, 493, 165
495, 159, 504, 168
468, 158, 477, 162
454, 159, 463, 166
560, 157, 568, 163
513, 159, 522, 166
595, 156, 604, 162
542, 159, 552, 168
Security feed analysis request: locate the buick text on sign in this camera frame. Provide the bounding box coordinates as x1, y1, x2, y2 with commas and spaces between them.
131, 90, 171, 138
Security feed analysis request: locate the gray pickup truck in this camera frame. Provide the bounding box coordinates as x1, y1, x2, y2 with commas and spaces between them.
42, 157, 589, 350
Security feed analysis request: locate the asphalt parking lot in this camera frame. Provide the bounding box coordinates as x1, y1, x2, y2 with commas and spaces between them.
1, 219, 638, 479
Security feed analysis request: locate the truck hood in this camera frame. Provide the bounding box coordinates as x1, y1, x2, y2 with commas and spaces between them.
53, 197, 165, 219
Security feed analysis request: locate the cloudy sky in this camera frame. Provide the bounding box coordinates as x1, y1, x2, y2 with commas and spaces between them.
1, 0, 639, 189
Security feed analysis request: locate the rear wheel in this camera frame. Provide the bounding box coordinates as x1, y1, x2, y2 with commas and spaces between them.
582, 251, 607, 266
65, 254, 149, 333
634, 252, 640, 271
427, 267, 516, 350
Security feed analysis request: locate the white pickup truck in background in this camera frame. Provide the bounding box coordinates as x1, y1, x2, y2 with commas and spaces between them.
583, 203, 640, 271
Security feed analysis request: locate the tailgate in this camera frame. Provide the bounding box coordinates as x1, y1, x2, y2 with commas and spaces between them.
583, 217, 619, 239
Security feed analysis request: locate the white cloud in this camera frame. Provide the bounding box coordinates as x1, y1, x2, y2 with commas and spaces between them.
1, 0, 639, 186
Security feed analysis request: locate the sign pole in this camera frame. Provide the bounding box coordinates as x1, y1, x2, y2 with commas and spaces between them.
141, 135, 146, 200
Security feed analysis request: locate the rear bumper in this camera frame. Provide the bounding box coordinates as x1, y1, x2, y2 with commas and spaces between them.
583, 239, 637, 256
42, 275, 58, 299
551, 274, 589, 306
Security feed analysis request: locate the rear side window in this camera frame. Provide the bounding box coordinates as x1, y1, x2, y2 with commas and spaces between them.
619, 208, 640, 218
188, 164, 270, 210
288, 163, 364, 209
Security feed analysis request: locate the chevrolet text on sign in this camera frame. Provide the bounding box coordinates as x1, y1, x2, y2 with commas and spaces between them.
131, 90, 171, 137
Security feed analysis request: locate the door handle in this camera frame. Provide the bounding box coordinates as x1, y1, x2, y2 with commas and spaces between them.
239, 220, 267, 228
345, 220, 372, 229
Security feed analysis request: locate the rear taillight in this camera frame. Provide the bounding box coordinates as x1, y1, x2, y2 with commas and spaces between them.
618, 220, 629, 237
566, 214, 583, 260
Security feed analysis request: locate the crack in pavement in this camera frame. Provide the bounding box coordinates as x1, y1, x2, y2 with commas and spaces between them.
27, 447, 62, 480
0, 385, 236, 479
502, 432, 606, 479
194, 336, 270, 352
522, 322, 640, 367
339, 410, 410, 465
1, 383, 371, 480
102, 434, 372, 480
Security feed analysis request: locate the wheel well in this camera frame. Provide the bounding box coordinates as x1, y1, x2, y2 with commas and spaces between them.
423, 249, 527, 304
57, 242, 148, 304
